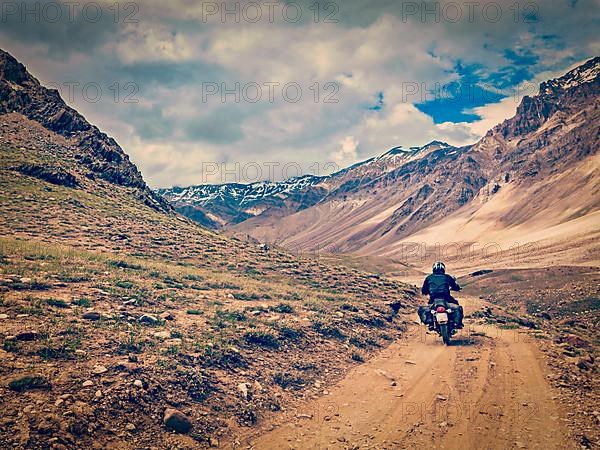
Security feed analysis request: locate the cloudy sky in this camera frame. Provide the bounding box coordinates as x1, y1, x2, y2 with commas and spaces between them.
2, 0, 599, 186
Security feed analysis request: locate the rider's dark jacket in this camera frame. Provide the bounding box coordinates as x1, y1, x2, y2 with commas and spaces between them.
421, 272, 461, 303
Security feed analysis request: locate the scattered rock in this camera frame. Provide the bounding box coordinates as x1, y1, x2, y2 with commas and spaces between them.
82, 380, 93, 387
405, 360, 416, 365
159, 312, 174, 321
133, 379, 144, 388
163, 408, 192, 433
0, 313, 8, 319
139, 314, 159, 325
15, 331, 39, 341
125, 423, 136, 431
82, 312, 101, 321
95, 390, 102, 398
153, 331, 170, 340
237, 382, 250, 400
92, 365, 108, 375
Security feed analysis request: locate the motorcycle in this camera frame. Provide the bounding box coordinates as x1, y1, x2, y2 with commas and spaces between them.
429, 298, 457, 345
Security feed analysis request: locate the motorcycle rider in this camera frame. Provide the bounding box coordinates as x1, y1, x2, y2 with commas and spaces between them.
419, 261, 464, 329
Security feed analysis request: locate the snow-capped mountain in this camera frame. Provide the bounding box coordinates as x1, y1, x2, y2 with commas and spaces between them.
229, 56, 599, 255
541, 56, 600, 94
157, 174, 327, 228
157, 141, 457, 228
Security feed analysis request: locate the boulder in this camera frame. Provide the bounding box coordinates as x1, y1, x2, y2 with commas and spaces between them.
163, 408, 192, 433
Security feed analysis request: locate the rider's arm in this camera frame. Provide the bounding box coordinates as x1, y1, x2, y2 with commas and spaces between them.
421, 276, 430, 295
448, 275, 461, 291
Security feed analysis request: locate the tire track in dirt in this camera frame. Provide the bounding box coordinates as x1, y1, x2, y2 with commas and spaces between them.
241, 296, 573, 450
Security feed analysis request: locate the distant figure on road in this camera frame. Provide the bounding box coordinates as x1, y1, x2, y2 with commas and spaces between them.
419, 261, 464, 329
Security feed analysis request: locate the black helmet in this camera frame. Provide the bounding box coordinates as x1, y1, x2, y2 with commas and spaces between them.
432, 261, 445, 274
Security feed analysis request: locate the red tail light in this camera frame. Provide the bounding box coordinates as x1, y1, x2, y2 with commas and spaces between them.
436, 306, 446, 313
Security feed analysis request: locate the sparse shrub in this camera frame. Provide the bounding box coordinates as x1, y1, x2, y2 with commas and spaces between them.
237, 405, 258, 425
115, 280, 135, 289
187, 309, 203, 315
341, 303, 359, 312
312, 321, 345, 340
183, 274, 203, 281
8, 375, 51, 392
351, 352, 364, 362
293, 361, 317, 371
57, 273, 90, 283
349, 336, 366, 348
354, 316, 386, 328
72, 297, 92, 307
46, 298, 69, 308
233, 292, 260, 301
38, 346, 74, 360
270, 303, 294, 313
3, 340, 19, 353
202, 345, 246, 369
244, 331, 280, 349
365, 337, 381, 347
273, 372, 305, 390
278, 326, 304, 341
178, 369, 213, 401
108, 260, 142, 270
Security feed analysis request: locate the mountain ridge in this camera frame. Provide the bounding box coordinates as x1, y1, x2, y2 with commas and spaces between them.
228, 56, 600, 264
157, 140, 458, 228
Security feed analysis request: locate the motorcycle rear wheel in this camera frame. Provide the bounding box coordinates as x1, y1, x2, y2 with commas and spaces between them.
440, 324, 450, 345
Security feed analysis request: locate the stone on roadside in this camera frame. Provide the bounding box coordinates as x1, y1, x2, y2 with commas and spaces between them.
163, 408, 192, 433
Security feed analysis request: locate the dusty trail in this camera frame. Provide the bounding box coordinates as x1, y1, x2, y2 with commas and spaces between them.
243, 296, 573, 450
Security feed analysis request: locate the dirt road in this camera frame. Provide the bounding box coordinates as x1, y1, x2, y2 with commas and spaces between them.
243, 296, 573, 449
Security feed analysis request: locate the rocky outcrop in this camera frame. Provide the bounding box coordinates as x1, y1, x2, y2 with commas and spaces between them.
0, 49, 170, 211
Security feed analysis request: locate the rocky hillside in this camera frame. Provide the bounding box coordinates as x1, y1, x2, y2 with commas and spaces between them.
231, 57, 600, 264
0, 49, 167, 212
158, 141, 458, 228
0, 49, 415, 449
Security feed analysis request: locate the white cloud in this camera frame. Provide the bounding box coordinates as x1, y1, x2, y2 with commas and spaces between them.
331, 136, 360, 166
